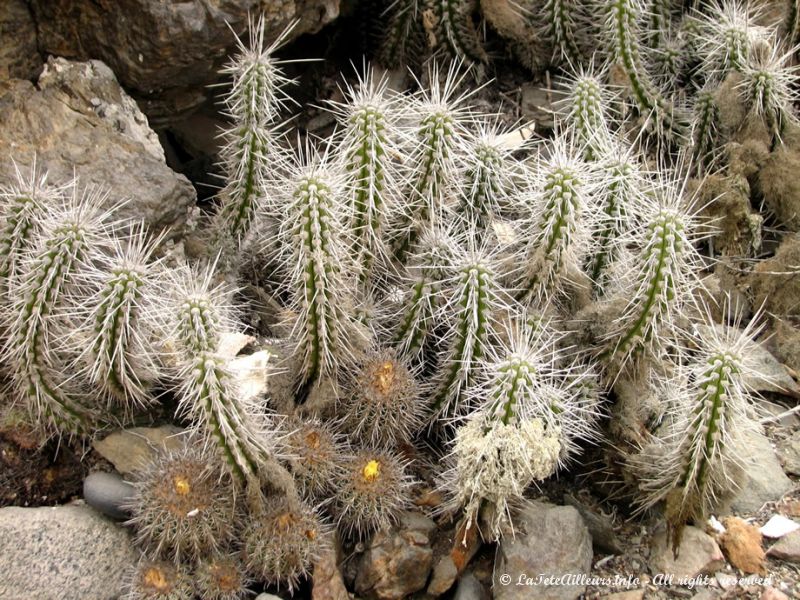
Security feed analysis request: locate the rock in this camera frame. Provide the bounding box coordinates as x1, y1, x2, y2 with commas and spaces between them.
649, 526, 725, 579
771, 318, 800, 377
255, 595, 284, 600
312, 533, 349, 600
766, 530, 800, 562
761, 587, 790, 600
719, 517, 766, 575
0, 504, 136, 600
83, 471, 136, 520
28, 0, 340, 121
690, 590, 719, 600
454, 572, 490, 600
750, 234, 800, 319
428, 555, 458, 596
355, 511, 435, 600
493, 501, 593, 600
93, 425, 186, 475
760, 515, 800, 539
723, 431, 794, 514
602, 591, 645, 600
564, 494, 623, 554
0, 58, 196, 233
0, 1, 42, 81
777, 432, 800, 476
520, 83, 556, 130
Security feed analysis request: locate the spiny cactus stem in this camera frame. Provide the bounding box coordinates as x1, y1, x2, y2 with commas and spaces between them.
0, 194, 38, 281
195, 353, 259, 482
437, 0, 487, 63
691, 92, 718, 170
394, 279, 431, 352
682, 354, 739, 490
547, 0, 582, 64
615, 212, 681, 354
92, 268, 143, 397
430, 265, 490, 415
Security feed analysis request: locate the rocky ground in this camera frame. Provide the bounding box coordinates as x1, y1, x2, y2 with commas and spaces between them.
1, 1, 800, 600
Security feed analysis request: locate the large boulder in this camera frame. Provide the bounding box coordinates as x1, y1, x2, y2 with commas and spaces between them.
0, 1, 42, 81
0, 504, 137, 600
28, 0, 340, 121
493, 501, 593, 600
0, 57, 195, 233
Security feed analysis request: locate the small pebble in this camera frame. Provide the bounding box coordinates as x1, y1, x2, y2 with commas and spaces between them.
83, 471, 135, 520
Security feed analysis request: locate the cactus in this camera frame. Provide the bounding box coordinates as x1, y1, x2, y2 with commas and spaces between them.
3, 183, 119, 436
125, 445, 238, 562
271, 144, 367, 394
738, 42, 799, 145
559, 68, 613, 161
629, 317, 763, 548
542, 0, 586, 66
428, 237, 510, 422
602, 187, 701, 373
328, 67, 405, 289
695, 1, 768, 81
243, 495, 327, 591
603, 0, 686, 137
334, 449, 414, 538
124, 559, 193, 600
78, 225, 164, 410
285, 417, 350, 500
688, 86, 720, 173
431, 0, 489, 65
0, 161, 54, 298
194, 554, 251, 600
442, 323, 600, 539
340, 347, 423, 446
517, 135, 595, 305
212, 17, 295, 249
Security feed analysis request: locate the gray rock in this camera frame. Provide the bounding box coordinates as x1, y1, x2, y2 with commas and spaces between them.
28, 0, 340, 121
723, 431, 794, 514
255, 595, 284, 600
767, 530, 800, 563
93, 425, 186, 475
83, 471, 136, 520
454, 573, 490, 600
0, 58, 195, 233
0, 0, 42, 81
0, 504, 136, 600
493, 501, 593, 600
778, 432, 800, 476
427, 555, 458, 596
649, 526, 726, 579
355, 511, 435, 600
564, 494, 623, 554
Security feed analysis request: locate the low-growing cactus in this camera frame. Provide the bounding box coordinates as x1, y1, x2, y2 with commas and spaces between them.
124, 445, 238, 563
285, 416, 349, 500
340, 347, 423, 446
125, 558, 193, 600
333, 449, 414, 538
695, 1, 767, 81
243, 496, 327, 591
194, 554, 251, 600
559, 68, 613, 161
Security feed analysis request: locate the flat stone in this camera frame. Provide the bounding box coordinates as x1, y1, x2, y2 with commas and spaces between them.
761, 587, 790, 600
93, 425, 186, 475
564, 494, 623, 554
602, 591, 645, 600
767, 530, 800, 563
778, 432, 800, 476
494, 501, 593, 600
649, 526, 726, 579
722, 431, 794, 514
0, 504, 136, 600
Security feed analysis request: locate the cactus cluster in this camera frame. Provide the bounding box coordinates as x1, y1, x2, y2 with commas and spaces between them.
2, 2, 798, 595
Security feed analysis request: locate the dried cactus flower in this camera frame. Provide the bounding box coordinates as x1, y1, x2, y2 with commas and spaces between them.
124, 445, 238, 562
